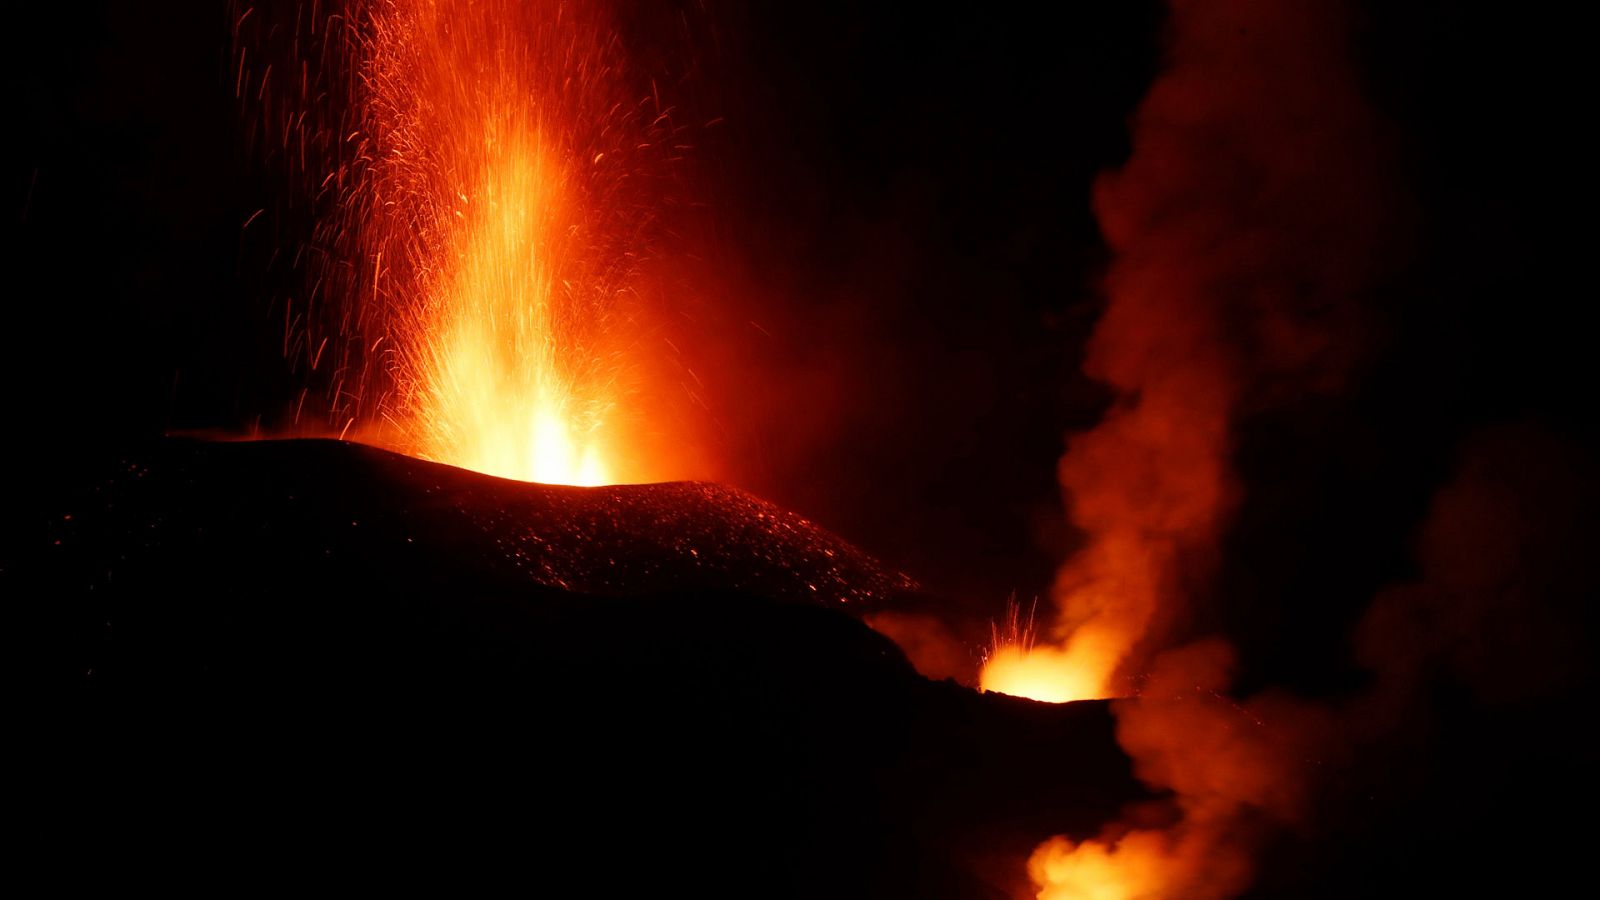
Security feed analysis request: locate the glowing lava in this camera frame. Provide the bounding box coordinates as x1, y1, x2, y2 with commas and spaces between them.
356, 0, 646, 486
405, 137, 616, 487
979, 598, 1117, 703
1028, 835, 1174, 900
980, 644, 1111, 704
239, 0, 682, 486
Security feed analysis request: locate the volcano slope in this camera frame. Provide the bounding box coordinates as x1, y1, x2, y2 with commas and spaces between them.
13, 438, 1143, 898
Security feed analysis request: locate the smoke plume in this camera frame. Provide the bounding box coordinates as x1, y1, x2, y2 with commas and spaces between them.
983, 0, 1392, 699
990, 1, 1595, 895
979, 0, 1395, 894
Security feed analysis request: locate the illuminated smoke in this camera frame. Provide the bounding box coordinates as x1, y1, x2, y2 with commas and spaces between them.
1028, 425, 1591, 899
1356, 423, 1592, 715
982, 0, 1392, 702
984, 1, 1591, 893
982, 0, 1400, 896
1028, 640, 1336, 899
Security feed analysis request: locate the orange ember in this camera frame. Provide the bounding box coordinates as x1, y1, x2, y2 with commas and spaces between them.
336, 0, 668, 485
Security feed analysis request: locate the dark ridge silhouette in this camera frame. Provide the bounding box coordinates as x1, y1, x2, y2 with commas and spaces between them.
13, 437, 1144, 897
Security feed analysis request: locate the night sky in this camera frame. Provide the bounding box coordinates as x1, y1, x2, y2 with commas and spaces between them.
10, 1, 1592, 705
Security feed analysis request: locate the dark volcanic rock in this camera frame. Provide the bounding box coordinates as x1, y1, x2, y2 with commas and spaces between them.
13, 438, 1144, 897
52, 437, 918, 609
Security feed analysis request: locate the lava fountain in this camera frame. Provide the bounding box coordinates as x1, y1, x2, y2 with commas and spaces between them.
248, 0, 680, 485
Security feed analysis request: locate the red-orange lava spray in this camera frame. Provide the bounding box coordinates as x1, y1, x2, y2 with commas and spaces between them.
238, 0, 687, 485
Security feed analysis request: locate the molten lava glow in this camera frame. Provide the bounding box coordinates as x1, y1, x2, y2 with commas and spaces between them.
1028, 834, 1173, 900
979, 598, 1121, 702
409, 142, 615, 486
327, 0, 667, 485
979, 644, 1110, 704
